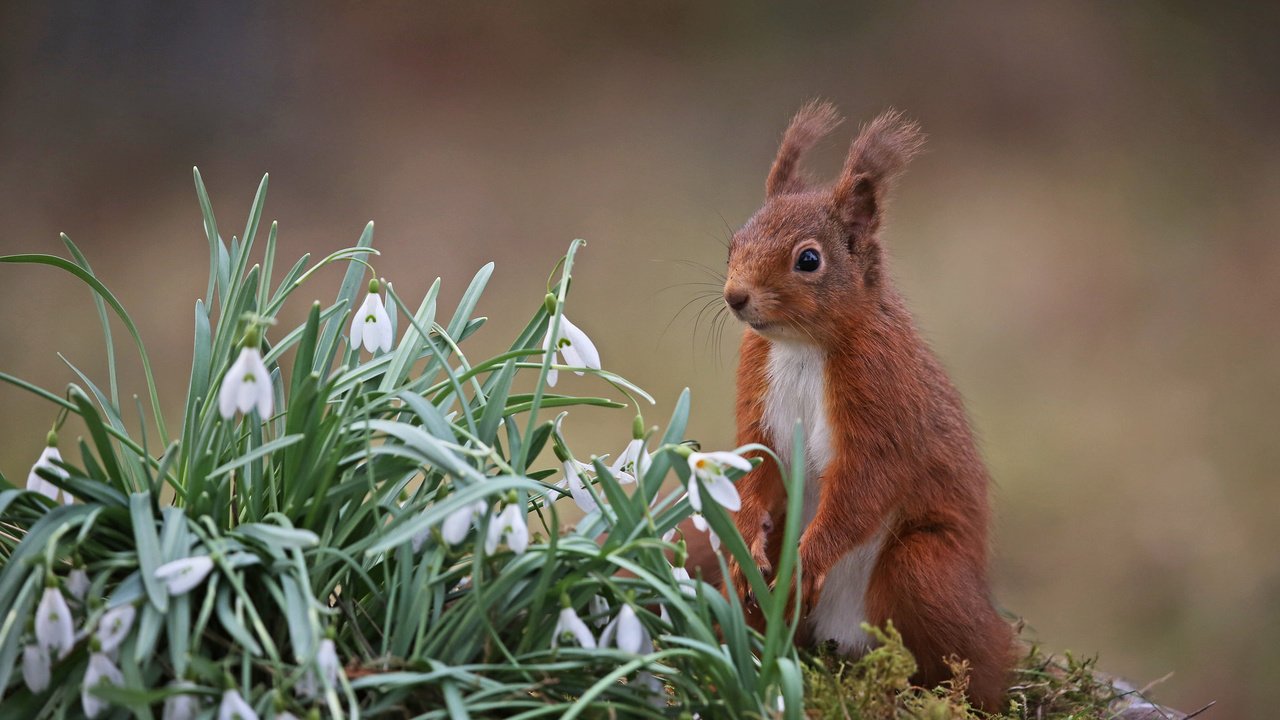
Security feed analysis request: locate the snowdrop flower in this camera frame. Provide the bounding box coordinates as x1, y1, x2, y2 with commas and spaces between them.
686, 451, 750, 512
35, 585, 74, 659
440, 500, 488, 547
67, 568, 90, 602
608, 440, 647, 485
672, 565, 696, 597
558, 459, 599, 513
296, 637, 341, 699
349, 280, 393, 353
608, 415, 650, 483
552, 602, 597, 649
691, 513, 720, 552
82, 652, 124, 718
95, 604, 136, 655
162, 681, 201, 720
485, 503, 529, 555
542, 314, 599, 387
21, 643, 50, 692
218, 689, 258, 720
27, 433, 72, 504
155, 556, 214, 596
600, 604, 647, 655
218, 341, 273, 420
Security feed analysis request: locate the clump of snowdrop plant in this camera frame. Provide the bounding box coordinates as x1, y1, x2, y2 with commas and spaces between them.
0, 171, 808, 718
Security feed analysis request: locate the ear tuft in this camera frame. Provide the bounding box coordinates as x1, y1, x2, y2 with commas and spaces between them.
832, 109, 926, 239
766, 100, 844, 198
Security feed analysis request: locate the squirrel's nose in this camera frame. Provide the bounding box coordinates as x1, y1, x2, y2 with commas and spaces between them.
725, 289, 750, 312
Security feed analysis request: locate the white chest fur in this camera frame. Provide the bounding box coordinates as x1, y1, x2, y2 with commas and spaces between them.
762, 340, 886, 654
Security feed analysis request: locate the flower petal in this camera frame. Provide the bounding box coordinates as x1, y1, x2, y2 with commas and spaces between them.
555, 607, 597, 649
614, 604, 645, 654
559, 316, 600, 371
162, 682, 201, 720
246, 349, 273, 418
82, 652, 124, 718
440, 505, 473, 546
484, 506, 502, 555
372, 295, 394, 352
690, 512, 708, 532
546, 363, 559, 387
563, 461, 598, 514
707, 451, 753, 473
217, 689, 259, 720
502, 505, 529, 554
217, 350, 247, 419
35, 587, 74, 659
702, 475, 742, 511
67, 569, 89, 602
96, 604, 136, 655
686, 481, 702, 512
22, 643, 50, 692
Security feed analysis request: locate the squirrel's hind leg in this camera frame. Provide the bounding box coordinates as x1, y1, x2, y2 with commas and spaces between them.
865, 528, 1015, 713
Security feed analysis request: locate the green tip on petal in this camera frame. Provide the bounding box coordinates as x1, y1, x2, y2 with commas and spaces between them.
543, 293, 557, 314
369, 278, 380, 294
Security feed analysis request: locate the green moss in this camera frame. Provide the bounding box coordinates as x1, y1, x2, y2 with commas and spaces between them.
803, 624, 1127, 719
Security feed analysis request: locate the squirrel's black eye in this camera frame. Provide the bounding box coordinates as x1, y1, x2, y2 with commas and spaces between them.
795, 248, 821, 272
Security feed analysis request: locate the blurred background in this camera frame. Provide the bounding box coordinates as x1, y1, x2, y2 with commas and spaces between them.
2, 2, 1276, 714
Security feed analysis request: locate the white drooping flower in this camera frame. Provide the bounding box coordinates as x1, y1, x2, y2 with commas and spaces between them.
21, 643, 50, 692
296, 637, 341, 700
440, 500, 488, 547
95, 604, 136, 655
81, 652, 124, 718
217, 689, 259, 720
608, 438, 649, 485
155, 556, 214, 596
217, 346, 273, 420
559, 460, 599, 514
67, 568, 90, 602
349, 284, 393, 354
35, 586, 74, 659
484, 504, 529, 555
686, 451, 750, 512
162, 681, 201, 720
551, 605, 597, 649
600, 604, 648, 655
27, 439, 72, 504
672, 565, 696, 597
542, 314, 600, 387
691, 512, 721, 552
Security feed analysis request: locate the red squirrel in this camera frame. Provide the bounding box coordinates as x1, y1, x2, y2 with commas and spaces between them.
722, 102, 1014, 709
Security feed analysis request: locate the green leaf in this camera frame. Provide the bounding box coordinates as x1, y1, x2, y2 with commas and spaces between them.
130, 492, 169, 612
207, 433, 305, 479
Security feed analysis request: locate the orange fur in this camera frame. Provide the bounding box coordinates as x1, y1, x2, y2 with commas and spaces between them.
722, 102, 1013, 710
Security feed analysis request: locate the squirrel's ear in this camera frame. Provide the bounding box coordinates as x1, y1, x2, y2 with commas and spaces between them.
766, 100, 843, 198
831, 109, 925, 242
